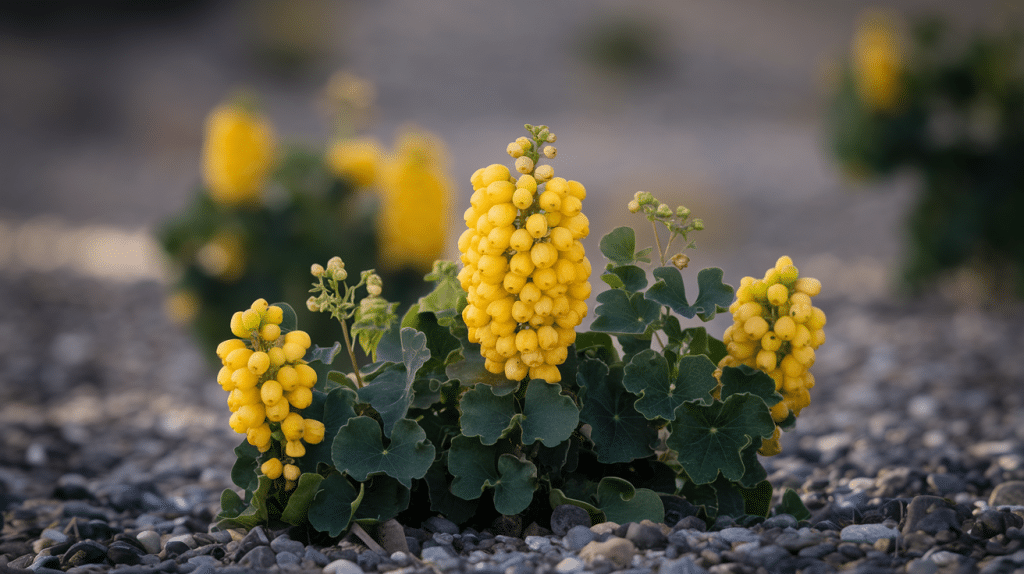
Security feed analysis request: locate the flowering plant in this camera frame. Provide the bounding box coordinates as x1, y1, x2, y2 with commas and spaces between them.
159, 79, 453, 357
827, 11, 1024, 296
214, 125, 823, 538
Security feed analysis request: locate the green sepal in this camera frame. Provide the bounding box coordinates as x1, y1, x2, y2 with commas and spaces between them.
775, 488, 811, 522
594, 476, 666, 525
590, 289, 661, 335
622, 350, 718, 420
280, 473, 325, 525
447, 435, 538, 515
352, 299, 399, 362
577, 358, 657, 463
459, 384, 517, 446
667, 393, 776, 485
599, 226, 652, 266
739, 480, 773, 518
308, 474, 362, 537
645, 267, 735, 321
332, 417, 435, 488
521, 380, 579, 447
357, 328, 431, 437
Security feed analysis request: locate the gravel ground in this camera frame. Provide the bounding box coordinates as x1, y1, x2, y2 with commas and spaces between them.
3, 267, 1024, 574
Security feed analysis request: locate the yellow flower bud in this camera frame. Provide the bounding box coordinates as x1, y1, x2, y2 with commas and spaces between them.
515, 156, 535, 174
261, 458, 283, 479
285, 440, 306, 458
247, 351, 270, 376
288, 387, 313, 410
283, 464, 301, 481
281, 412, 305, 441
303, 419, 326, 444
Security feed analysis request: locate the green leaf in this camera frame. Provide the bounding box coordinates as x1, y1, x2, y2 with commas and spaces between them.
353, 475, 410, 522
419, 260, 468, 327
332, 417, 436, 488
444, 334, 508, 387
230, 440, 260, 492
249, 475, 273, 523
425, 457, 478, 525
549, 488, 606, 526
668, 394, 776, 485
448, 435, 538, 515
601, 265, 648, 292
459, 384, 517, 446
591, 289, 661, 335
719, 365, 782, 408
521, 381, 579, 447
308, 474, 361, 537
577, 358, 657, 463
600, 226, 640, 266
622, 351, 718, 420
358, 328, 431, 437
738, 440, 768, 488
595, 477, 665, 524
218, 488, 246, 519
309, 342, 343, 366
575, 332, 620, 364
775, 488, 811, 522
646, 267, 735, 321
401, 310, 462, 374
274, 301, 298, 333
352, 299, 399, 361
280, 473, 325, 525
740, 480, 773, 518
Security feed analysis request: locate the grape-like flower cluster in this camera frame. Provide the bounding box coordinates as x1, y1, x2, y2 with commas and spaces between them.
215, 299, 325, 485
457, 125, 592, 384
719, 256, 826, 456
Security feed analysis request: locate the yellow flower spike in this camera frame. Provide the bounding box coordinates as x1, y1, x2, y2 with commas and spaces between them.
202, 102, 276, 207
236, 403, 266, 430
259, 323, 281, 343
240, 309, 262, 332
217, 339, 247, 361
276, 365, 299, 391
282, 342, 306, 363
265, 401, 290, 422
229, 312, 248, 339
766, 284, 789, 306
261, 458, 283, 479
247, 424, 272, 449
232, 368, 259, 390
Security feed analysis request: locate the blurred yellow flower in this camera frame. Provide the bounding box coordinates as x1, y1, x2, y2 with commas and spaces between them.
375, 128, 453, 272
165, 289, 201, 325
852, 10, 905, 112
197, 231, 247, 282
326, 137, 383, 188
202, 103, 277, 206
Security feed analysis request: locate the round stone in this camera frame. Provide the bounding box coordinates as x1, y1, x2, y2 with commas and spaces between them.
990, 481, 1024, 507
550, 504, 591, 537
136, 530, 161, 555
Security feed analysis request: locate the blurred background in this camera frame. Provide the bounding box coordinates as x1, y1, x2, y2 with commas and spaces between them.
1, 0, 1022, 387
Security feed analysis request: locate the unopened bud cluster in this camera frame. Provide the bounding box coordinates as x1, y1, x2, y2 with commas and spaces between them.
719, 256, 826, 456
216, 298, 325, 486
457, 125, 592, 384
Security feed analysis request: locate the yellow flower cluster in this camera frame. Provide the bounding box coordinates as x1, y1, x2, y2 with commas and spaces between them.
457, 140, 592, 384
719, 256, 826, 456
202, 103, 277, 206
215, 298, 325, 481
853, 10, 905, 112
326, 128, 453, 273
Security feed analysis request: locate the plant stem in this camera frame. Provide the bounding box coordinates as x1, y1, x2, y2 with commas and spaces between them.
651, 220, 666, 266
339, 319, 364, 388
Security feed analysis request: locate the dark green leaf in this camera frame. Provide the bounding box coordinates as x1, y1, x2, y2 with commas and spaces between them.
521, 381, 579, 447
622, 351, 718, 420
591, 289, 661, 335
308, 474, 361, 537
707, 335, 728, 366
332, 417, 435, 488
576, 332, 619, 364
358, 328, 431, 437
447, 436, 537, 515
738, 440, 768, 488
309, 342, 343, 366
353, 475, 410, 522
230, 440, 260, 492
740, 480, 773, 518
577, 358, 657, 463
692, 268, 735, 321
719, 365, 783, 407
494, 454, 539, 515
218, 489, 246, 519
459, 384, 517, 445
599, 226, 639, 266
595, 477, 665, 524
418, 260, 467, 327
775, 488, 811, 522
601, 265, 648, 292
667, 394, 776, 485
646, 267, 735, 321
280, 473, 325, 525
425, 458, 478, 525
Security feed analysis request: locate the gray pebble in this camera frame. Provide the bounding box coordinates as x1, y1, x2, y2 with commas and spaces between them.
990, 481, 1024, 507
927, 472, 966, 495
322, 558, 364, 574
238, 545, 276, 569
136, 531, 162, 555
564, 525, 596, 552
304, 547, 329, 567
61, 540, 107, 568
716, 527, 759, 544
625, 522, 667, 550
423, 516, 460, 535
902, 495, 962, 535
356, 550, 382, 571
658, 557, 709, 574
40, 528, 69, 545
762, 514, 799, 529
840, 523, 900, 543
798, 542, 837, 559
524, 535, 552, 552
432, 531, 454, 546
550, 504, 591, 537
554, 556, 585, 574
269, 535, 305, 556
275, 550, 300, 567
165, 534, 196, 549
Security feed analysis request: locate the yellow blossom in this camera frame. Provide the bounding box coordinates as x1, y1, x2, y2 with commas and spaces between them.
202, 102, 277, 206
852, 10, 905, 112
327, 137, 383, 188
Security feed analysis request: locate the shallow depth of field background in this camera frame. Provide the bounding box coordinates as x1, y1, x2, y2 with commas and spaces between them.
0, 0, 1018, 339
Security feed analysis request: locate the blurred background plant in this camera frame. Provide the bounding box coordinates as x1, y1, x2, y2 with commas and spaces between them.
159, 72, 453, 364
827, 9, 1024, 297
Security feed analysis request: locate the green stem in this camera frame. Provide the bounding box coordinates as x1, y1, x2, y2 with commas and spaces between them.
339, 318, 363, 388
652, 220, 666, 266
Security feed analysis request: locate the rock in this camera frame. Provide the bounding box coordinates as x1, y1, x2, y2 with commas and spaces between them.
659, 557, 710, 574
674, 516, 707, 532
578, 538, 637, 568
902, 496, 962, 535
269, 535, 304, 556
136, 530, 161, 554
60, 540, 108, 568
106, 540, 144, 565
524, 536, 552, 552
555, 556, 585, 574
323, 558, 364, 574
625, 521, 668, 549
61, 501, 108, 521
550, 504, 591, 537
661, 495, 700, 526
357, 550, 383, 571
564, 525, 596, 552
238, 545, 276, 569
841, 524, 900, 544
378, 519, 409, 555
990, 481, 1024, 507
235, 525, 269, 558
927, 473, 966, 496
718, 527, 759, 544
304, 547, 329, 566
423, 516, 460, 535
590, 522, 620, 536
275, 550, 300, 567
763, 514, 799, 529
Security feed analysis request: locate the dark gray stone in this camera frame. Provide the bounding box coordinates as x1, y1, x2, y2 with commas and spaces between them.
108, 540, 145, 565
61, 540, 108, 568
625, 522, 667, 550
422, 516, 460, 535
990, 481, 1024, 507
550, 504, 591, 536
238, 545, 276, 569
763, 514, 799, 529
563, 525, 596, 551
673, 516, 707, 532
902, 495, 962, 535
356, 549, 383, 571
659, 557, 710, 574
269, 535, 305, 555
61, 501, 109, 521
927, 473, 966, 495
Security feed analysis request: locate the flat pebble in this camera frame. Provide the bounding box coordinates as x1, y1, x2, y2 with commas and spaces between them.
323, 558, 364, 574
841, 523, 900, 543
